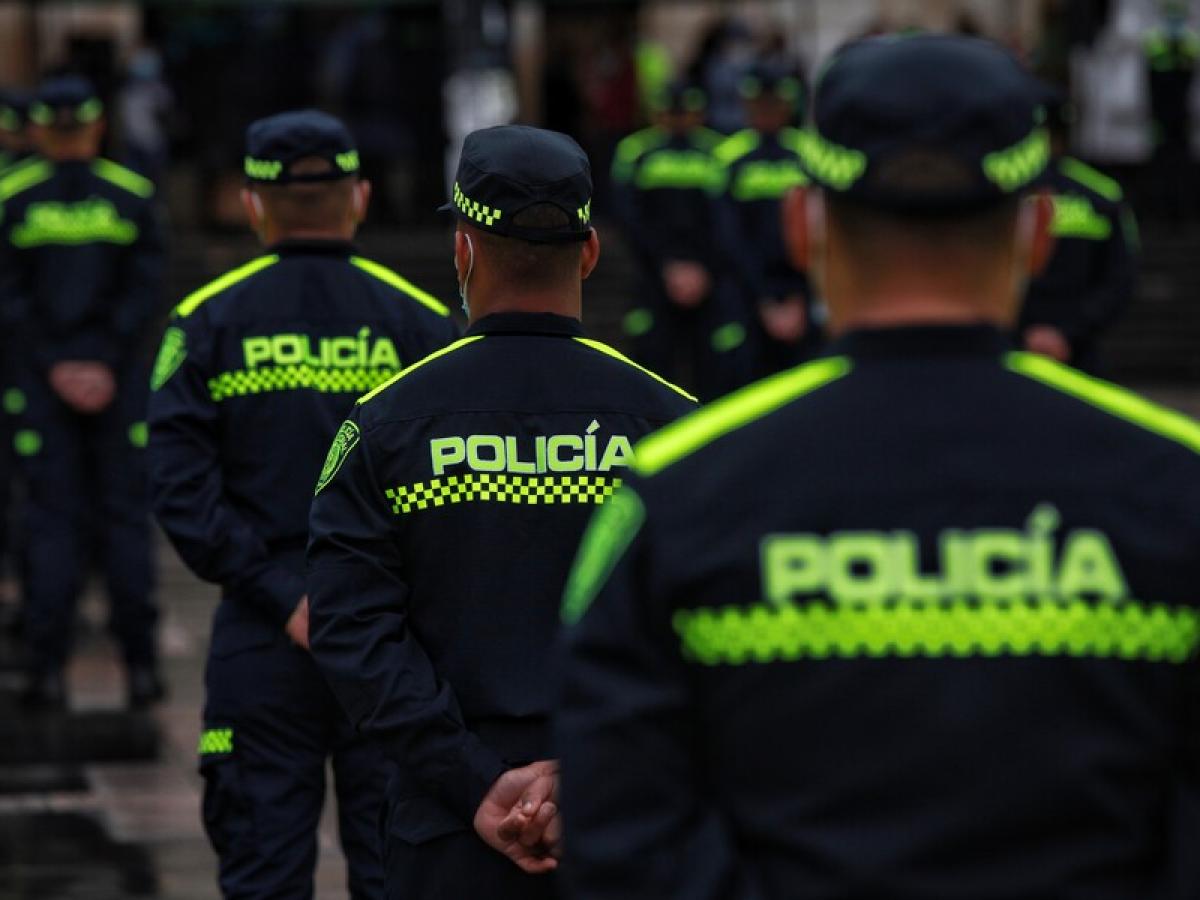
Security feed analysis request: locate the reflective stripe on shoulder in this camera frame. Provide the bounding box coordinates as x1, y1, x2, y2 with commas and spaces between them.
174, 255, 280, 318
0, 159, 52, 203
350, 256, 451, 318
634, 356, 852, 477
1059, 157, 1122, 203
1005, 352, 1200, 453
572, 338, 698, 403
91, 158, 154, 198
356, 336, 483, 405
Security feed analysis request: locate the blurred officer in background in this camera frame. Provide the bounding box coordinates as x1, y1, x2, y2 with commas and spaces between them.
148, 110, 457, 898
713, 61, 818, 382
1019, 85, 1138, 374
611, 80, 748, 398
557, 34, 1200, 899
307, 125, 695, 900
1144, 0, 1199, 221
0, 76, 164, 710
0, 89, 31, 173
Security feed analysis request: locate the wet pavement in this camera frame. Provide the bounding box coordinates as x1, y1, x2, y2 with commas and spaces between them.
0, 384, 1196, 899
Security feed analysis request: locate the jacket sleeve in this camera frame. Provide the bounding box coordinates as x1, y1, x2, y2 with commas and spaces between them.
111, 198, 168, 363
146, 314, 305, 626
611, 156, 670, 272
306, 408, 507, 825
556, 484, 763, 900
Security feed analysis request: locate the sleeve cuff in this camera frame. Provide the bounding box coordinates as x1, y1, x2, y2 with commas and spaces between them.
442, 734, 509, 826
239, 563, 306, 628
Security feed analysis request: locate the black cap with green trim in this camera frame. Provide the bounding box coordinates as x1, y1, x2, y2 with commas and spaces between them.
244, 109, 360, 184
799, 34, 1048, 213
739, 61, 805, 110
439, 124, 593, 244
29, 76, 103, 129
652, 78, 708, 114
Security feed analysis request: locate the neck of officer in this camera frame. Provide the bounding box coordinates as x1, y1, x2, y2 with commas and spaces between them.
466, 275, 582, 324
263, 222, 355, 247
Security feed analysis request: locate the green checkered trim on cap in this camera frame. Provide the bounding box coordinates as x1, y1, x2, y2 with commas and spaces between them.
208, 365, 397, 401
673, 600, 1200, 666
453, 182, 502, 226
795, 128, 867, 190
578, 199, 592, 225
386, 473, 620, 515
983, 127, 1050, 192
244, 156, 283, 180
197, 727, 233, 756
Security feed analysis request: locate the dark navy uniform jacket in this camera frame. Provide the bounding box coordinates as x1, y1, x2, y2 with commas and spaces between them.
0, 156, 164, 372
559, 325, 1200, 900
307, 312, 696, 838
610, 126, 725, 270
1021, 158, 1137, 362
148, 240, 459, 652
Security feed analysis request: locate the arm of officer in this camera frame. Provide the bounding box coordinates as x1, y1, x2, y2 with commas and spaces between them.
112, 199, 168, 364
306, 408, 508, 827
556, 485, 763, 900
147, 316, 305, 626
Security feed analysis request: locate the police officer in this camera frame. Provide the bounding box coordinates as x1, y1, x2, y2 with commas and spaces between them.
1020, 86, 1138, 374
611, 80, 748, 398
712, 61, 818, 382
0, 76, 165, 709
557, 35, 1200, 898
148, 110, 457, 898
306, 125, 696, 899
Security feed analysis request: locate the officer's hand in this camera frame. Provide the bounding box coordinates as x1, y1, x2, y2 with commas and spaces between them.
1023, 325, 1071, 363
49, 361, 116, 414
285, 596, 310, 650
663, 261, 710, 308
760, 296, 807, 343
474, 760, 560, 874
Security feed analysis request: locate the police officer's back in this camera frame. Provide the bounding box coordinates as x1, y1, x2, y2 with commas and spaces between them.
148, 111, 458, 898
0, 76, 165, 708
557, 36, 1200, 899
307, 126, 695, 899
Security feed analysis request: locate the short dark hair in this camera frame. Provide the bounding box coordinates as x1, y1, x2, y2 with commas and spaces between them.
468, 203, 583, 287
256, 157, 356, 231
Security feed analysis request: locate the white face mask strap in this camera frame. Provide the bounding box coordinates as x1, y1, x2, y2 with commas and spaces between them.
1011, 197, 1037, 292
458, 233, 475, 316
805, 190, 826, 285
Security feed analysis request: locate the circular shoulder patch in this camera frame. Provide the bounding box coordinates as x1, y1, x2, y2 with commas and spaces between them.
151, 326, 187, 391
315, 420, 361, 495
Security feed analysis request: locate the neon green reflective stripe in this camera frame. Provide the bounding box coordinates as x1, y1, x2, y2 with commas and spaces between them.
358, 336, 483, 405
982, 127, 1050, 192
1059, 157, 1122, 202
562, 486, 645, 625
795, 129, 866, 190
1050, 195, 1111, 241
386, 473, 621, 514
128, 422, 148, 449
1005, 352, 1200, 454
11, 199, 138, 247
0, 159, 52, 203
13, 429, 40, 457
452, 181, 502, 226
175, 255, 280, 318
198, 728, 233, 755
635, 356, 852, 477
573, 338, 697, 403
612, 127, 668, 182
711, 322, 747, 353
91, 158, 154, 198
349, 256, 450, 317
2, 388, 26, 415
673, 600, 1200, 665
713, 129, 760, 166
244, 156, 282, 180
209, 365, 397, 401
622, 308, 654, 338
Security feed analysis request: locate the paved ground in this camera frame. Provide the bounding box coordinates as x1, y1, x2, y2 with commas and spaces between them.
0, 383, 1197, 899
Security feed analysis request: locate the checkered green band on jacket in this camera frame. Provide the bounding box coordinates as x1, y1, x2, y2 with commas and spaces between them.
386, 473, 621, 515
673, 600, 1200, 666
453, 182, 502, 226
198, 728, 233, 755
208, 365, 398, 401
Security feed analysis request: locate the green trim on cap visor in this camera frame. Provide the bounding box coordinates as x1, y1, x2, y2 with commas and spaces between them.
982, 127, 1050, 192
795, 129, 867, 191
453, 181, 502, 227
244, 156, 283, 181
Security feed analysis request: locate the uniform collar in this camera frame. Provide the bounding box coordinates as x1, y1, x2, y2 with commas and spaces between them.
827, 323, 1013, 360
267, 238, 357, 257
466, 312, 585, 338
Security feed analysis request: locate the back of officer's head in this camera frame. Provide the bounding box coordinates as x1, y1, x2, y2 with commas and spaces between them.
785, 34, 1053, 333
241, 110, 368, 243
444, 125, 599, 319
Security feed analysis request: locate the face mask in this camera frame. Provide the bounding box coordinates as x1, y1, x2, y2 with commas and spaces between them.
455, 233, 475, 318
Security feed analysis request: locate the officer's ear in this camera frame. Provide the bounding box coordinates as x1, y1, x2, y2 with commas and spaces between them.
241, 188, 265, 232
782, 185, 819, 272
1024, 190, 1055, 278
351, 179, 371, 224
580, 228, 600, 281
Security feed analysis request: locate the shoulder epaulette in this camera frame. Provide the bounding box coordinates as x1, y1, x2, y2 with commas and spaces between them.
0, 158, 53, 204
92, 158, 155, 199
573, 338, 697, 403
1006, 352, 1200, 454
1059, 157, 1122, 203
349, 256, 451, 318
357, 336, 482, 405
174, 255, 280, 319
713, 129, 760, 166
634, 356, 852, 477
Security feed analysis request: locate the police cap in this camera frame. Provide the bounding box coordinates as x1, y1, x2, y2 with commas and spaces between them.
654, 78, 707, 114
440, 124, 593, 244
29, 76, 103, 128
739, 61, 805, 109
244, 109, 360, 184
799, 34, 1048, 214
